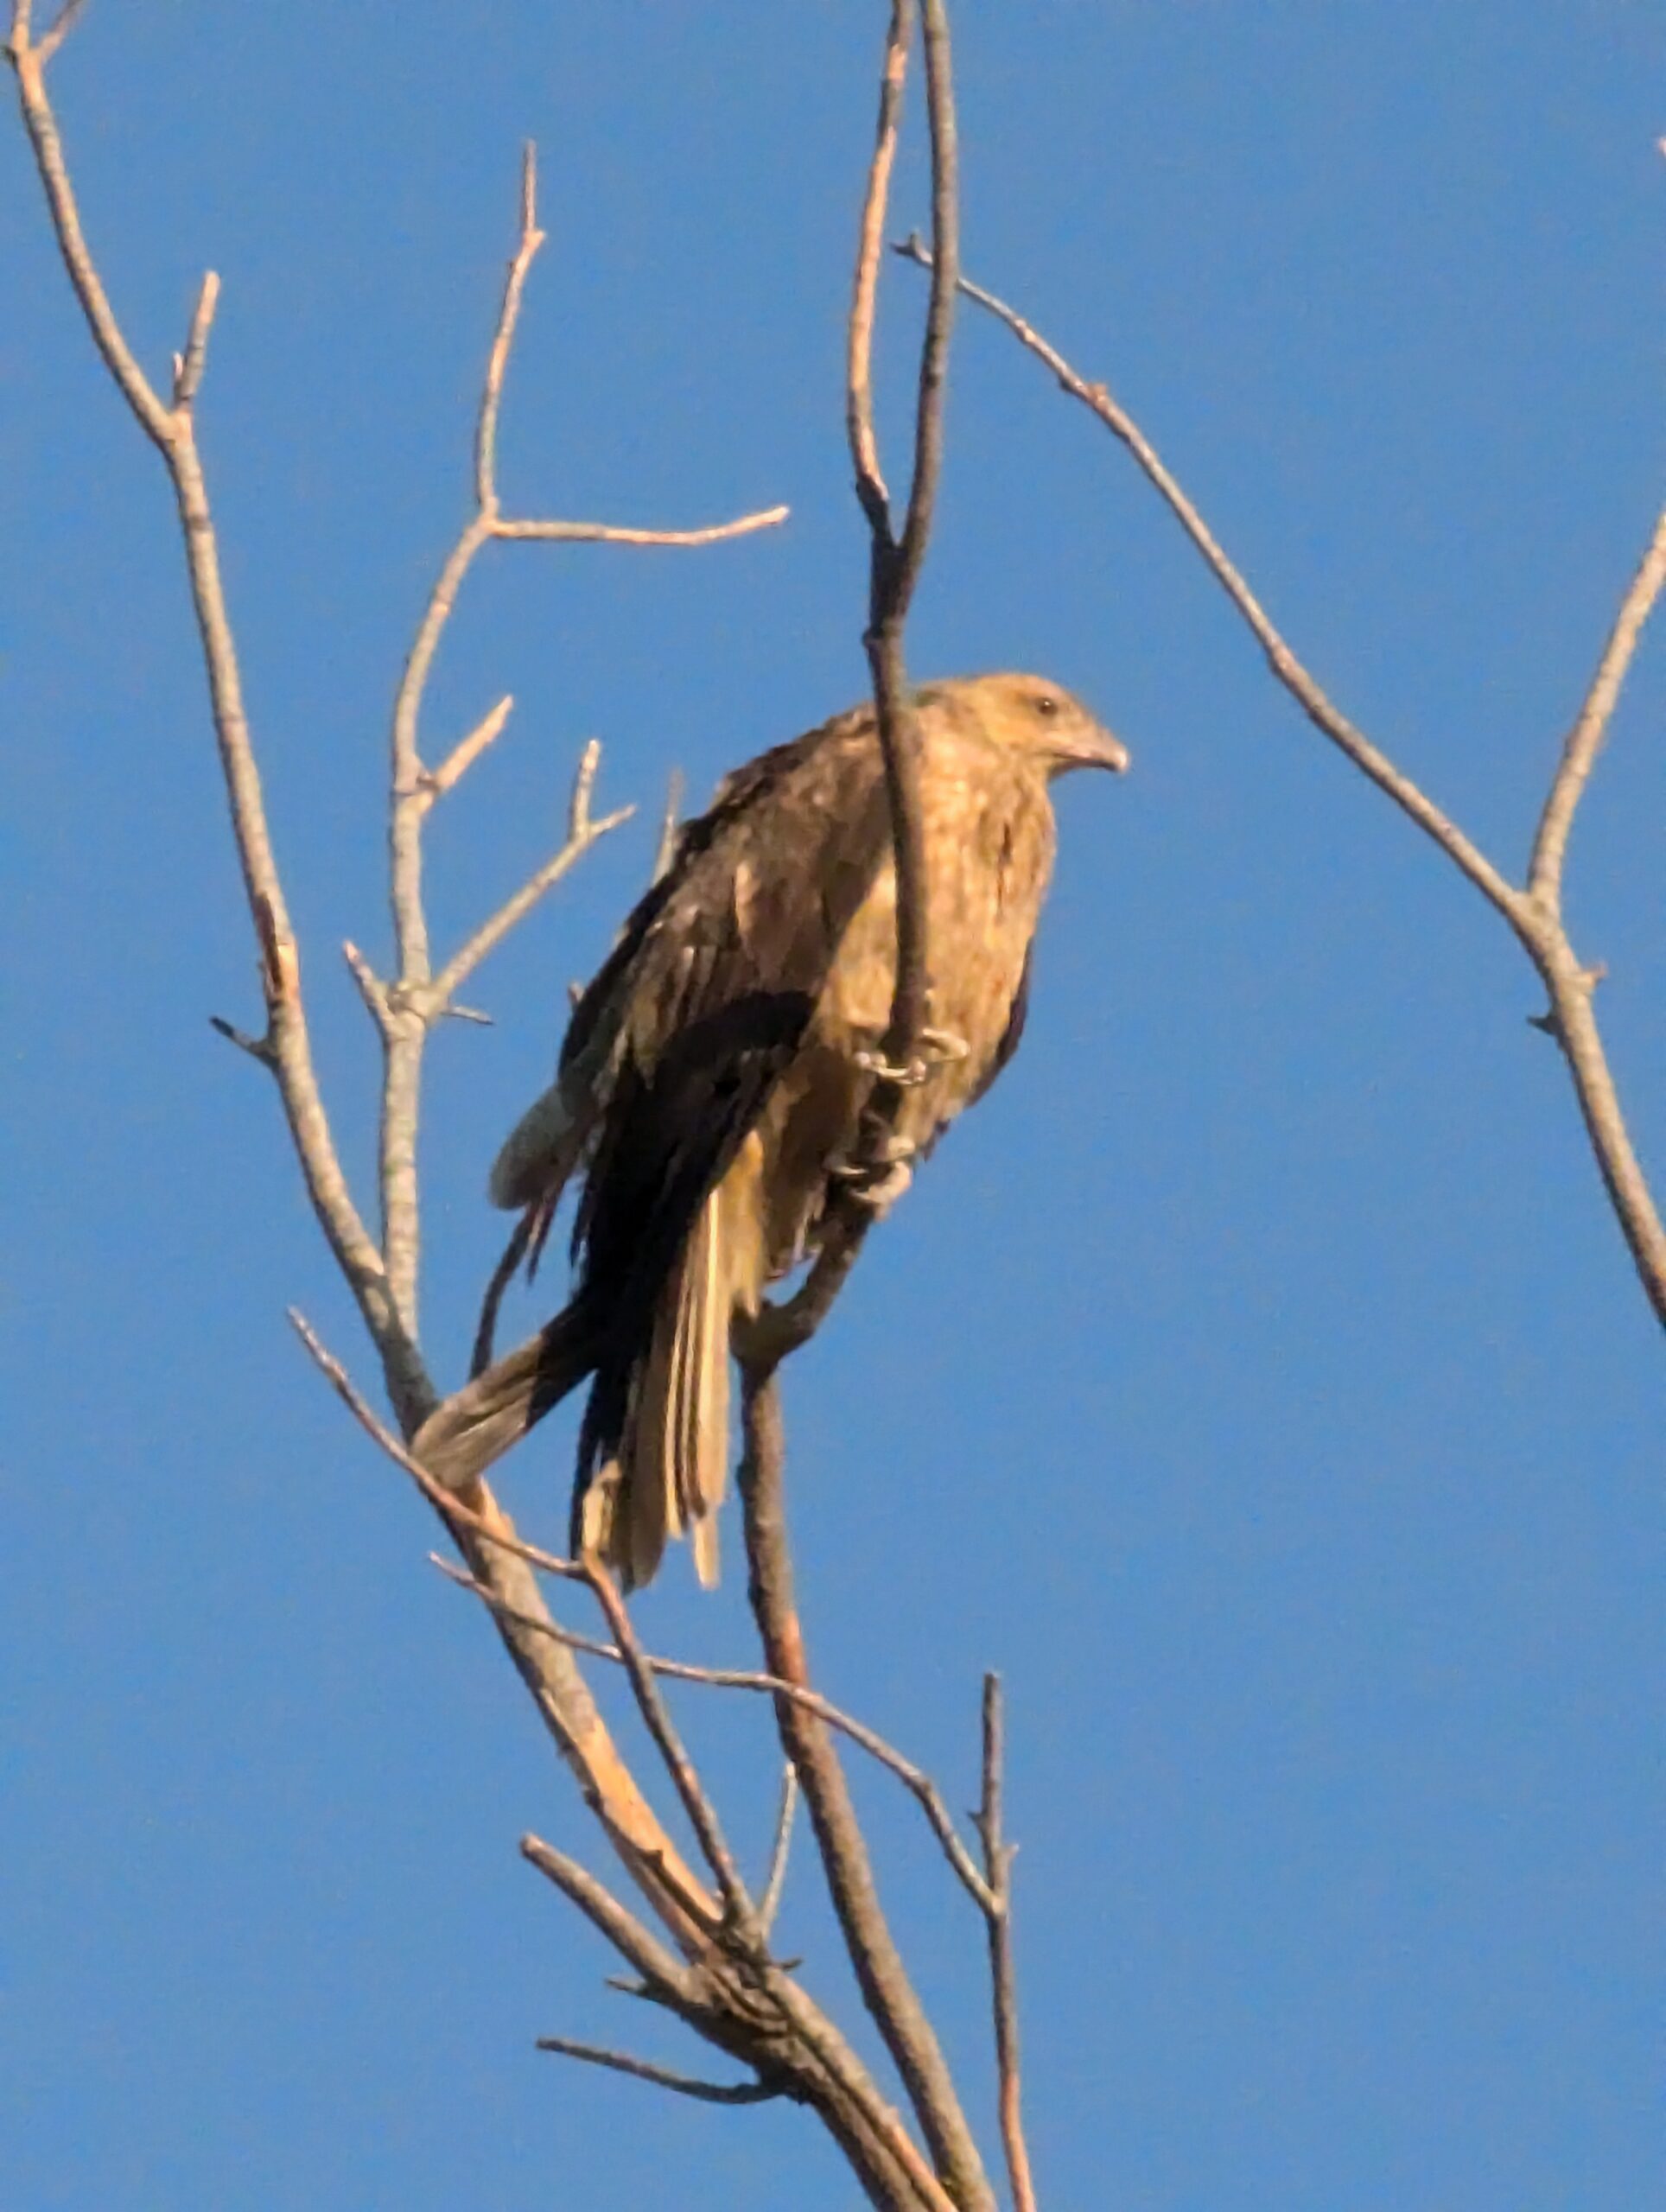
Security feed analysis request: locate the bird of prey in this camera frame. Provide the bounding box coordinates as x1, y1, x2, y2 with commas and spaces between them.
414, 672, 1127, 1587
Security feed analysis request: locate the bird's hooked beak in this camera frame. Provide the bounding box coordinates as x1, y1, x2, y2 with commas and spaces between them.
1052, 719, 1130, 778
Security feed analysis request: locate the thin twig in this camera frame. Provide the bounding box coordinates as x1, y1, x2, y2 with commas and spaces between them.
652, 766, 685, 884
975, 1676, 1035, 2212
902, 233, 1666, 1335
493, 507, 787, 546
427, 798, 634, 1010
172, 270, 219, 407
847, 0, 913, 529
535, 2036, 783, 2104
580, 1561, 763, 1940
209, 1014, 276, 1066
760, 1765, 799, 1934
739, 1369, 995, 2212
893, 0, 958, 608
33, 0, 86, 68
416, 693, 515, 815
8, 16, 173, 447
287, 1308, 726, 1943
289, 1306, 512, 1512
521, 1834, 702, 2000
1529, 505, 1666, 912
478, 143, 544, 513
378, 148, 786, 1338
894, 235, 1529, 937
341, 940, 392, 1035
431, 1555, 996, 1913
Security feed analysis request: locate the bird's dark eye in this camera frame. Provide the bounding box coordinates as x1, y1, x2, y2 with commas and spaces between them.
1034, 694, 1059, 718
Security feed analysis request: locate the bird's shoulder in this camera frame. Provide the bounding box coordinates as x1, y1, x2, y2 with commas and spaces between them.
561, 702, 887, 1074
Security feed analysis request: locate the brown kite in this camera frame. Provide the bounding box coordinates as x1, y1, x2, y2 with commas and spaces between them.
415, 672, 1127, 1586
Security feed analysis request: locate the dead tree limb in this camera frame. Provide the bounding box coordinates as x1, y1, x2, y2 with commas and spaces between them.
14, 6, 1035, 2207
898, 235, 1666, 1334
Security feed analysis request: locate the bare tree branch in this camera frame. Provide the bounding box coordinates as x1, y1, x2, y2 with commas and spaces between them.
341, 939, 393, 1035
171, 269, 218, 406
902, 235, 1666, 1335
759, 1764, 798, 1935
580, 1562, 762, 1939
379, 145, 788, 1338
535, 2036, 785, 2104
426, 775, 635, 1011
16, 12, 1033, 2205
893, 237, 1525, 934
286, 1308, 731, 1951
430, 1556, 997, 1913
7, 8, 430, 1422
32, 0, 85, 69
846, 0, 960, 1090
528, 1824, 964, 2212
847, 1, 912, 528
493, 510, 788, 546
735, 1, 966, 1379
1529, 506, 1666, 912
522, 1834, 704, 2001
415, 692, 515, 816
1527, 939, 1666, 1329
976, 1676, 1036, 2212
739, 1368, 996, 2212
651, 766, 686, 884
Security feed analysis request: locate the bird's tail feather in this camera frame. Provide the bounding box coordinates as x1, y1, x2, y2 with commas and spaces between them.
602, 1189, 731, 1589
588, 1154, 773, 1592
414, 1300, 601, 1498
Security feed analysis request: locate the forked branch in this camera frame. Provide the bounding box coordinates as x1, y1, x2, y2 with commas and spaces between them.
900, 237, 1666, 1332
17, 6, 1040, 2206
380, 141, 786, 1337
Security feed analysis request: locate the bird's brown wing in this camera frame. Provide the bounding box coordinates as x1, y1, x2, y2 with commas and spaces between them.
419, 705, 893, 1517
568, 708, 894, 1511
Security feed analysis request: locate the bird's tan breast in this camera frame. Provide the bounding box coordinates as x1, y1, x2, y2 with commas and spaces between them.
750, 741, 1056, 1274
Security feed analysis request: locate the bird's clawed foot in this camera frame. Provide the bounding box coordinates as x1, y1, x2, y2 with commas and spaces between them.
830, 1134, 917, 1213
854, 1026, 970, 1088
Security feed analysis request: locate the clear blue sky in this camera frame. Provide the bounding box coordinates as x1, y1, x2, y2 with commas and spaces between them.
4, 5, 1663, 2208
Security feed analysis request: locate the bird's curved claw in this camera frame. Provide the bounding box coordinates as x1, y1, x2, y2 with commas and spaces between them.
830, 1135, 916, 1176
830, 1134, 917, 1213
854, 1027, 970, 1087
834, 1157, 915, 1213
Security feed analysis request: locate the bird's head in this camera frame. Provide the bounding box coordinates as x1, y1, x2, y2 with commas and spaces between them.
930, 671, 1130, 780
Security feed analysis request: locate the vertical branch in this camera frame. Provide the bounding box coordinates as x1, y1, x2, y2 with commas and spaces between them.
1530, 939, 1666, 1330
734, 18, 992, 2194
893, 0, 959, 601
378, 144, 786, 1341
739, 1368, 996, 2212
848, 0, 913, 530
846, 0, 959, 1082
1527, 505, 1666, 913
976, 1677, 1036, 2212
